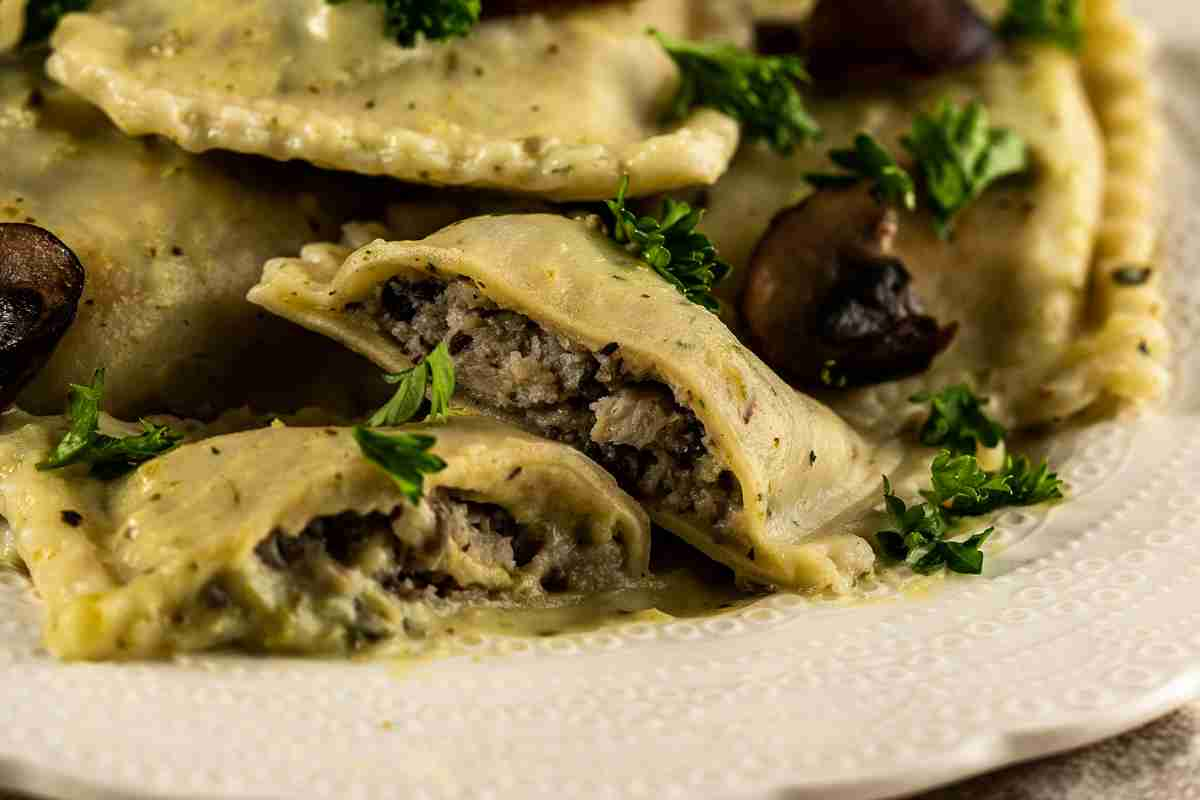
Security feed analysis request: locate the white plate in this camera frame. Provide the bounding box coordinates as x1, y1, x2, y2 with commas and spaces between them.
2, 2, 1199, 798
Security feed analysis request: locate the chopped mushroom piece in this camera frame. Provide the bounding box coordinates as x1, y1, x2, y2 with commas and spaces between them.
758, 0, 997, 84
0, 224, 85, 410
742, 184, 956, 389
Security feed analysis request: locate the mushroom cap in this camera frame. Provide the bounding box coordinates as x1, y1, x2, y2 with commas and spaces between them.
758, 0, 997, 84
742, 184, 955, 389
0, 223, 86, 410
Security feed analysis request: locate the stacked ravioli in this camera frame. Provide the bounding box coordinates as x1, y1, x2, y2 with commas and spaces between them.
0, 0, 1164, 659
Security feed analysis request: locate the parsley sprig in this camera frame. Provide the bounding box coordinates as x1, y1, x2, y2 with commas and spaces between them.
877, 478, 993, 575
353, 427, 447, 504
911, 385, 1007, 454
605, 175, 730, 311
806, 133, 917, 211
877, 386, 1064, 575
20, 0, 92, 46
903, 100, 1028, 237
328, 0, 480, 47
805, 100, 1026, 237
999, 0, 1084, 51
37, 369, 183, 480
368, 341, 456, 426
651, 30, 821, 154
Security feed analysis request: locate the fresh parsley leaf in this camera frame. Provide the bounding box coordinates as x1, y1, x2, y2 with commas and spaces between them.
1003, 454, 1065, 505
923, 450, 1064, 516
369, 363, 428, 428
877, 478, 992, 576
807, 133, 917, 211
912, 529, 993, 575
36, 369, 182, 479
20, 0, 92, 46
424, 341, 456, 423
923, 451, 1014, 516
998, 0, 1084, 51
882, 476, 947, 548
902, 99, 1028, 237
84, 421, 185, 480
651, 30, 821, 154
941, 529, 993, 575
605, 175, 730, 311
353, 427, 447, 504
328, 0, 480, 47
911, 385, 1007, 456
39, 367, 105, 469
367, 341, 456, 426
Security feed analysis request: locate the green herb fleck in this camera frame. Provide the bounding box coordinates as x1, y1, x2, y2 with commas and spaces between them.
37, 369, 183, 479
353, 427, 447, 504
605, 175, 730, 311
998, 0, 1084, 51
807, 133, 917, 211
902, 99, 1028, 237
819, 360, 848, 388
21, 0, 92, 46
651, 30, 821, 154
367, 341, 456, 426
327, 0, 480, 47
911, 385, 1007, 456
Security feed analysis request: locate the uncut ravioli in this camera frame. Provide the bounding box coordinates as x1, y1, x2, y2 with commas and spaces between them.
701, 0, 1165, 433
47, 0, 746, 201
250, 213, 898, 591
0, 51, 385, 418
0, 412, 649, 660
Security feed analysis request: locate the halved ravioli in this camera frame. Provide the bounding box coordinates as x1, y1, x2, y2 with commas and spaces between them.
250, 213, 898, 592
0, 51, 383, 418
46, 0, 747, 201
0, 412, 649, 660
702, 0, 1164, 433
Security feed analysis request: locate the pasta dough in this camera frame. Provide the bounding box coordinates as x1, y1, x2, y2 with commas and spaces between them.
701, 0, 1163, 433
0, 412, 649, 659
46, 0, 748, 200
0, 0, 26, 53
250, 213, 899, 592
0, 51, 385, 418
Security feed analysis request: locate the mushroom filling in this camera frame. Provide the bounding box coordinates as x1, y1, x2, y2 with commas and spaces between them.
377, 277, 744, 529
209, 490, 627, 649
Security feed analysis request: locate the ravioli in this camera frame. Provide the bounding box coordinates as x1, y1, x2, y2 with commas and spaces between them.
702, 0, 1164, 434
0, 0, 25, 53
46, 0, 748, 201
250, 213, 898, 592
0, 412, 649, 659
0, 51, 385, 419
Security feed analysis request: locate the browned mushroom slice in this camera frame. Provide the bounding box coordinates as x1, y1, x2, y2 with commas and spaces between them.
758, 0, 997, 84
742, 184, 955, 389
0, 224, 85, 410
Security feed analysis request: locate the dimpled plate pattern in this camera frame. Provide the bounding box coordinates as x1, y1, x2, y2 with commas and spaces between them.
2, 2, 1200, 798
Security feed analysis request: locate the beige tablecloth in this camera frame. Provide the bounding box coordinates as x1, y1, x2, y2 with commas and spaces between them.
915, 705, 1200, 799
